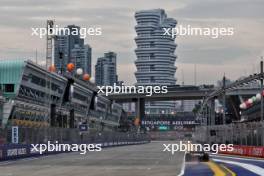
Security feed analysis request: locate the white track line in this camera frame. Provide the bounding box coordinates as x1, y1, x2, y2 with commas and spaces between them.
178, 151, 186, 176
213, 158, 264, 176
0, 155, 51, 166
211, 154, 264, 162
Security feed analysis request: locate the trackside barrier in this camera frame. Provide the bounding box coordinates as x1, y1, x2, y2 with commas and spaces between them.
0, 140, 149, 161
195, 122, 264, 147
219, 145, 264, 158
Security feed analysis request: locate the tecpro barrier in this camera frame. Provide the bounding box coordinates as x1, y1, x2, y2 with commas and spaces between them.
219, 145, 264, 158
0, 141, 149, 161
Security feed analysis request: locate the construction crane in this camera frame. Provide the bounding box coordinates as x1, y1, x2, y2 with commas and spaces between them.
46, 20, 55, 69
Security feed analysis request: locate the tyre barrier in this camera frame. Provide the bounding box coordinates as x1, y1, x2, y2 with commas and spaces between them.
219, 145, 264, 158
0, 140, 150, 161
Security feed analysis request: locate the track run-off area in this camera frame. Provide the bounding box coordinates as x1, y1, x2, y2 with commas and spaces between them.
0, 141, 263, 176
184, 153, 264, 176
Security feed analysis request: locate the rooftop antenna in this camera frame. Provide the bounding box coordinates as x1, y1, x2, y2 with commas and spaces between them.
46, 20, 55, 69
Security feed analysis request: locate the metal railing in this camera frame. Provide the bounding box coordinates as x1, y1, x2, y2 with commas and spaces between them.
194, 121, 264, 146
0, 127, 150, 145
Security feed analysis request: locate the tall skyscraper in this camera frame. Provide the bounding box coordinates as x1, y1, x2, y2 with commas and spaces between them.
71, 44, 92, 75
95, 52, 118, 86
54, 34, 68, 73
134, 9, 177, 114
54, 25, 91, 75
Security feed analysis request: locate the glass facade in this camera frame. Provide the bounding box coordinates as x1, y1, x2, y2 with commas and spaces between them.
134, 9, 177, 114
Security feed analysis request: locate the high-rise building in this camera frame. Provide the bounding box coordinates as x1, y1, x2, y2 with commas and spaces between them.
134, 9, 177, 114
95, 52, 118, 86
54, 34, 68, 73
181, 100, 200, 112
67, 25, 84, 52
54, 25, 91, 75
71, 44, 92, 75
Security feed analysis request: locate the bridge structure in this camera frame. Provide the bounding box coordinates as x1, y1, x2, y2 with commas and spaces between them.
106, 86, 214, 121
106, 83, 263, 124
198, 71, 264, 126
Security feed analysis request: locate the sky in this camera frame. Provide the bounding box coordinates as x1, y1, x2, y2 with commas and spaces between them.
0, 0, 263, 85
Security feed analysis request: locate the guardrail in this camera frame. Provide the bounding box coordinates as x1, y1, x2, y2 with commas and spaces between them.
194, 122, 264, 146
219, 145, 264, 158
0, 126, 150, 161
0, 139, 150, 161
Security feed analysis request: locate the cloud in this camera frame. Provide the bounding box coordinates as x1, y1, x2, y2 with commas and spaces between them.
170, 0, 264, 19
0, 0, 263, 85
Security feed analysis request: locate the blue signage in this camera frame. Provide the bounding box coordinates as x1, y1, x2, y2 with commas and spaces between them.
12, 126, 19, 144
79, 124, 88, 132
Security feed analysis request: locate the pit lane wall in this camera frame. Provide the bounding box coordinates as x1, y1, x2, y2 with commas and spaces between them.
219, 145, 264, 158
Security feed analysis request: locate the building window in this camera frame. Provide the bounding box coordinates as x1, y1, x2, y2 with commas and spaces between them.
4, 84, 14, 92
150, 65, 155, 71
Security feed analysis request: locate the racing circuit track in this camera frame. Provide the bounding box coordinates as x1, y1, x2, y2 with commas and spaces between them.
0, 141, 263, 176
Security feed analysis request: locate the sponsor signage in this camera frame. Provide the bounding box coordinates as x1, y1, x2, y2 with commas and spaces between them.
7, 148, 27, 157
12, 126, 19, 144
141, 120, 196, 126
219, 145, 264, 158
158, 126, 169, 131
79, 124, 88, 132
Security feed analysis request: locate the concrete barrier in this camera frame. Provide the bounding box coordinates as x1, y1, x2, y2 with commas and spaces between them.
0, 140, 149, 161
219, 145, 264, 158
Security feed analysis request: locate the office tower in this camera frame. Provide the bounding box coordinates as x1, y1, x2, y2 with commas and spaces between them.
53, 25, 90, 75
134, 9, 177, 114
95, 52, 118, 86
66, 25, 84, 56
71, 44, 92, 75
54, 34, 68, 73
181, 100, 200, 112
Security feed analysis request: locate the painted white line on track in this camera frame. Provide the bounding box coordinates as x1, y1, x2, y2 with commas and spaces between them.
213, 158, 264, 176
0, 155, 50, 166
211, 154, 264, 162
178, 151, 186, 176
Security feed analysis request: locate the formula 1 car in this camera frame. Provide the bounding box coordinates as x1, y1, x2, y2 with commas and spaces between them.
185, 151, 209, 162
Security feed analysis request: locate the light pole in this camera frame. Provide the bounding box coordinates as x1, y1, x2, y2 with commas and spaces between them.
59, 51, 63, 74
260, 59, 263, 121
223, 75, 226, 125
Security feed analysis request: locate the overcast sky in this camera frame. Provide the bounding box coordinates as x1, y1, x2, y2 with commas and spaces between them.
0, 0, 263, 85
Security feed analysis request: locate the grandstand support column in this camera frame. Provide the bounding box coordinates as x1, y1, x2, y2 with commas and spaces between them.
202, 107, 206, 125
223, 75, 226, 125
136, 98, 145, 123
210, 99, 215, 125
206, 103, 210, 126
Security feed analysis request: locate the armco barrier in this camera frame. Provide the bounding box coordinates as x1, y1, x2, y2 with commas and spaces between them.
219, 145, 264, 158
0, 140, 149, 161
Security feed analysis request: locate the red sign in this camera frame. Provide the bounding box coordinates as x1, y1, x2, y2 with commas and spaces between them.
219, 145, 264, 158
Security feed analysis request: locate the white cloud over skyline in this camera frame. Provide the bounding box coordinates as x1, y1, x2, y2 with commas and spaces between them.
0, 0, 263, 85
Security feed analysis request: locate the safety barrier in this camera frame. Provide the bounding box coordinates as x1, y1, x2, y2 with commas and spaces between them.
195, 122, 264, 146
0, 126, 150, 161
219, 145, 264, 158
0, 140, 149, 161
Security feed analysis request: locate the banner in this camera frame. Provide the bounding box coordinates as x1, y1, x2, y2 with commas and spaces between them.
219, 145, 264, 158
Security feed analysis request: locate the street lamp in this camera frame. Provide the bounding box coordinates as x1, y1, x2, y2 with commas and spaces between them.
59, 51, 63, 74
260, 59, 263, 121
222, 75, 226, 125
